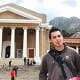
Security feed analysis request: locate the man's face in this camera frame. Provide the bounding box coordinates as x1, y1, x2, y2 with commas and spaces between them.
49, 31, 64, 48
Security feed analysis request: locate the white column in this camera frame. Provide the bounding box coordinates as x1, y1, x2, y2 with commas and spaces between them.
0, 28, 3, 58
10, 28, 15, 58
34, 27, 41, 65
76, 46, 79, 54
23, 28, 27, 58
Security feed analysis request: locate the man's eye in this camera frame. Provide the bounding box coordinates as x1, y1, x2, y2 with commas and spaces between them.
52, 35, 61, 38
58, 35, 61, 37
53, 36, 56, 38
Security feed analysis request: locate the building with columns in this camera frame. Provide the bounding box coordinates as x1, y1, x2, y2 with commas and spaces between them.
0, 3, 80, 65
0, 3, 50, 64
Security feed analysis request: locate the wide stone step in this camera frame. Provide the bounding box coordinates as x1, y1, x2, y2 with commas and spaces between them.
0, 58, 24, 66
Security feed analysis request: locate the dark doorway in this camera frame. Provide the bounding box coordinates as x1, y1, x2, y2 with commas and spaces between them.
5, 46, 10, 58
29, 49, 34, 58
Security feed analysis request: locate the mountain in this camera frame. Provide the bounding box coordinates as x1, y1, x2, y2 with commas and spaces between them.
49, 17, 80, 36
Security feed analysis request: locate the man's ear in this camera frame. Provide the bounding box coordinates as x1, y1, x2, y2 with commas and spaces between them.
49, 38, 51, 43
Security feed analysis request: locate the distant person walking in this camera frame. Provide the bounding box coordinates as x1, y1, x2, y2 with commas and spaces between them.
10, 68, 16, 80
13, 66, 18, 77
24, 57, 26, 66
9, 60, 12, 70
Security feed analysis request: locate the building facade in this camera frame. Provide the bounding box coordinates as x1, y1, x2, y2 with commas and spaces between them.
64, 38, 80, 54
0, 3, 50, 64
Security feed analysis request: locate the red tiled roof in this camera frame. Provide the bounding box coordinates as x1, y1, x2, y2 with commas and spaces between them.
70, 32, 80, 38
64, 38, 80, 44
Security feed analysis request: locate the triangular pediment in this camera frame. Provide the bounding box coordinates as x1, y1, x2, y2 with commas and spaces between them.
0, 11, 30, 19
0, 3, 46, 22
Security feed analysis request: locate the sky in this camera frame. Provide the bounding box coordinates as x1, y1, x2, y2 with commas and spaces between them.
0, 0, 80, 22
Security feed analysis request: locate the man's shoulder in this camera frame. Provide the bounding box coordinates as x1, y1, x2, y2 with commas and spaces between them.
41, 51, 50, 60
66, 46, 77, 53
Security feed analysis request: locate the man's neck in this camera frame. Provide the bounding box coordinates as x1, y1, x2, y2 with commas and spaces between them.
54, 45, 64, 51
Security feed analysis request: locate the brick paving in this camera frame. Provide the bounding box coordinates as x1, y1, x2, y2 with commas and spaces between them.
0, 65, 40, 80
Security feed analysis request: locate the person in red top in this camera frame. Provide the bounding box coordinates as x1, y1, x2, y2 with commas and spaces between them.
11, 68, 16, 80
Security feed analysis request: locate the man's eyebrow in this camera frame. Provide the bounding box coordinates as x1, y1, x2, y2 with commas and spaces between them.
53, 34, 61, 36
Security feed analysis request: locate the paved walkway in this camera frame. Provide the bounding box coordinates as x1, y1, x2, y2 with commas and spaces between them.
0, 65, 40, 80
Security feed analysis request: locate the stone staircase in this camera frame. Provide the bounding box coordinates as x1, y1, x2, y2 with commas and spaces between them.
0, 58, 24, 66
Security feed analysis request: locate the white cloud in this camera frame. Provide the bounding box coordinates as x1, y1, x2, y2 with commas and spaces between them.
0, 0, 11, 5
0, 0, 80, 21
41, 0, 80, 20
62, 0, 77, 7
0, 0, 22, 5
20, 0, 38, 10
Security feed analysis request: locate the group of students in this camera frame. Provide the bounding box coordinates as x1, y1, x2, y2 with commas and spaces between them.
24, 57, 36, 66
9, 57, 36, 80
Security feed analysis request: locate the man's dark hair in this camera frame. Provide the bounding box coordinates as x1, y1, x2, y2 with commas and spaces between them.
49, 27, 62, 39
